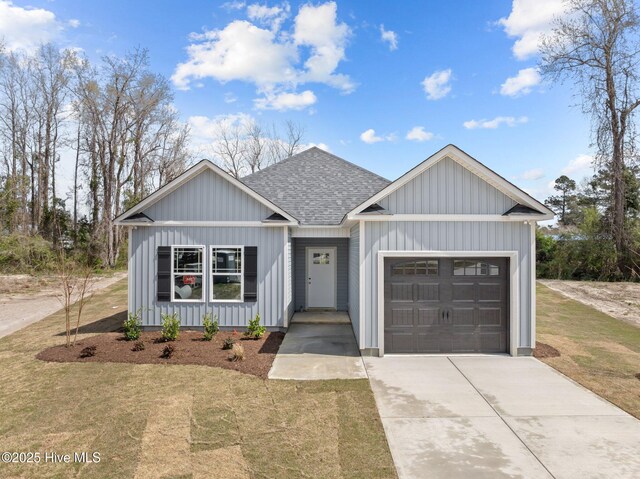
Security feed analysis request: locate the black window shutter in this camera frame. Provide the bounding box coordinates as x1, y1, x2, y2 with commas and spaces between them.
157, 246, 172, 302
244, 246, 258, 302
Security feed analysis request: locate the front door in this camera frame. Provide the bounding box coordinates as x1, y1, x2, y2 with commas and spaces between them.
307, 247, 337, 309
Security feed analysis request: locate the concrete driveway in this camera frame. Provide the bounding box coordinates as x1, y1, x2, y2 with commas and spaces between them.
364, 356, 640, 479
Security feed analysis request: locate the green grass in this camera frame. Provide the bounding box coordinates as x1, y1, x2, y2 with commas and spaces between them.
537, 282, 640, 418
0, 279, 396, 478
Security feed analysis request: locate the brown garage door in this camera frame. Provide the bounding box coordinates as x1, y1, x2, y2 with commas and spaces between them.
384, 257, 509, 354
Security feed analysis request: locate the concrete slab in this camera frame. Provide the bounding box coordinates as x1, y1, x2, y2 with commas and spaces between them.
505, 415, 640, 479
268, 323, 367, 380
383, 417, 552, 479
363, 357, 495, 418
450, 356, 625, 417
290, 311, 350, 324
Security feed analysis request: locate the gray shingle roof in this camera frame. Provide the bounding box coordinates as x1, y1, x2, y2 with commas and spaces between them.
241, 147, 390, 225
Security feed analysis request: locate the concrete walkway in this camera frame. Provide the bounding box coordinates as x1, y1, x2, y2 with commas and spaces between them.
268, 322, 367, 380
364, 356, 640, 479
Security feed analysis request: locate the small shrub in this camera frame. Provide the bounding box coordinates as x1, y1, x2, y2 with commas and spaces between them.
161, 344, 175, 359
79, 345, 96, 358
228, 343, 245, 362
123, 309, 142, 341
245, 313, 266, 339
132, 341, 145, 352
202, 313, 219, 341
161, 313, 180, 341
222, 337, 235, 350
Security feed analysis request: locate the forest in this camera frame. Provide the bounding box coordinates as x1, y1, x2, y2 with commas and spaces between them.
0, 43, 305, 271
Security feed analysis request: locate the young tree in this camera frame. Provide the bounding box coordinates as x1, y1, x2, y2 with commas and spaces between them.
540, 0, 640, 275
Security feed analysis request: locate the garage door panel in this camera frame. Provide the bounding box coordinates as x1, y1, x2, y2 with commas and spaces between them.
391, 283, 413, 302
384, 257, 509, 354
390, 308, 413, 327
417, 308, 440, 326
452, 308, 474, 326
452, 283, 475, 302
416, 283, 440, 301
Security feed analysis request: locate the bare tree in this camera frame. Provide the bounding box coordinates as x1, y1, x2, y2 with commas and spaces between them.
244, 120, 266, 173
211, 119, 246, 178
540, 0, 640, 275
57, 254, 94, 347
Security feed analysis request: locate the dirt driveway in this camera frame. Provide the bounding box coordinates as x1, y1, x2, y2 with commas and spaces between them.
539, 279, 640, 328
0, 272, 127, 339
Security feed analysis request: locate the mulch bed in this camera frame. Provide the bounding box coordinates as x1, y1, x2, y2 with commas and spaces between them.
36, 331, 284, 379
533, 341, 561, 359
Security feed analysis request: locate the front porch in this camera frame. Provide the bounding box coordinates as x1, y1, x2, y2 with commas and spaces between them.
269, 313, 367, 380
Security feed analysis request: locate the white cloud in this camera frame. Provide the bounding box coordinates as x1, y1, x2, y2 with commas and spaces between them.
247, 2, 290, 31
498, 0, 568, 60
561, 154, 594, 176
422, 69, 452, 100
303, 142, 331, 152
0, 0, 63, 52
360, 129, 384, 144
254, 90, 317, 110
173, 1, 352, 110
221, 1, 246, 11
68, 18, 80, 28
188, 113, 254, 147
463, 116, 529, 129
380, 24, 398, 51
405, 126, 434, 142
224, 92, 238, 103
520, 168, 545, 180
500, 67, 541, 96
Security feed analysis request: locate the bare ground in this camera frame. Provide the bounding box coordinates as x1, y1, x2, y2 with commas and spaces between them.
539, 279, 640, 328
0, 272, 127, 339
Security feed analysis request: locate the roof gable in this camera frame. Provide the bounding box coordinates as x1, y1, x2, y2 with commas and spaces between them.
114, 160, 298, 225
241, 147, 390, 225
346, 144, 554, 220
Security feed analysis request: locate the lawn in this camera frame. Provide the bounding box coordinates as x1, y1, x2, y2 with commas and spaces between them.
0, 279, 396, 479
536, 282, 640, 419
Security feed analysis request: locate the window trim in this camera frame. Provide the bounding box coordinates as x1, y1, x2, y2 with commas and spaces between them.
170, 245, 206, 303
210, 245, 245, 303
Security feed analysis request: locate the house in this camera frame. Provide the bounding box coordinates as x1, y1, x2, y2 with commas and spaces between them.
114, 144, 554, 356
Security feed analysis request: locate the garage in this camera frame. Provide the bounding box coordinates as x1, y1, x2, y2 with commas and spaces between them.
383, 257, 509, 354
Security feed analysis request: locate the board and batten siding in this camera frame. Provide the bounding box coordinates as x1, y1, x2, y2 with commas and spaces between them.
362, 221, 533, 350
348, 223, 360, 344
130, 226, 286, 327
293, 238, 349, 311
378, 157, 517, 214
143, 169, 273, 221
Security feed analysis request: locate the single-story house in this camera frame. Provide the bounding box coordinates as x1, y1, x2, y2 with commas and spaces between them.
114, 144, 554, 356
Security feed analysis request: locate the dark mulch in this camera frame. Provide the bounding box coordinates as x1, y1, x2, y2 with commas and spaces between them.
635, 373, 640, 381
533, 341, 561, 359
36, 331, 285, 379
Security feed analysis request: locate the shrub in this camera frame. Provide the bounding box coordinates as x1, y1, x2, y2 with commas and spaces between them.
79, 345, 96, 358
132, 341, 145, 352
202, 313, 219, 341
161, 313, 180, 341
161, 344, 175, 359
222, 337, 235, 350
0, 233, 56, 273
245, 313, 266, 339
228, 343, 245, 362
123, 309, 142, 341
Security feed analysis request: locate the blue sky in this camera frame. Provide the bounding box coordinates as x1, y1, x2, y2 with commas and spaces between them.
0, 0, 595, 203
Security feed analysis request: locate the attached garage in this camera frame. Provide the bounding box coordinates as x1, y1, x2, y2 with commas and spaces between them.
383, 256, 509, 354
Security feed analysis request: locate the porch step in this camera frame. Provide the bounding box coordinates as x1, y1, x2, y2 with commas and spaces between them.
291, 312, 351, 325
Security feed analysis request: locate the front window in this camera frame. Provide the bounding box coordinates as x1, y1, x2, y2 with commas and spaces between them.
172, 246, 204, 301
211, 247, 243, 302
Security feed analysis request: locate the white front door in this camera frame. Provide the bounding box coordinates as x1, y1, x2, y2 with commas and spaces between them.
307, 247, 337, 309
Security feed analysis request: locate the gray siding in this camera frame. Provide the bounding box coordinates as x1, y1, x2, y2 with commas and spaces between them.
348, 223, 360, 344
378, 157, 516, 214
144, 169, 273, 221
362, 221, 533, 350
293, 238, 349, 311
130, 226, 286, 327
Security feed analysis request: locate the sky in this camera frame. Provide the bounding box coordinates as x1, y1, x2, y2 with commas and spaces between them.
0, 0, 596, 205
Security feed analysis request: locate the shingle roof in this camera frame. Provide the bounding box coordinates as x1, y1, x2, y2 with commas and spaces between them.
241, 147, 390, 225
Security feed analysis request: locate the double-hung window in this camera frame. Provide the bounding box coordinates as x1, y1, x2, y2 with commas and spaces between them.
172, 246, 204, 302
210, 246, 243, 302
